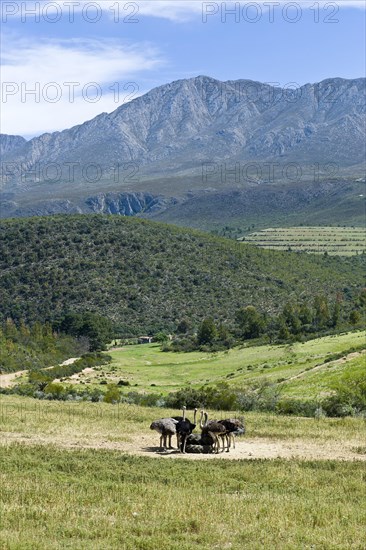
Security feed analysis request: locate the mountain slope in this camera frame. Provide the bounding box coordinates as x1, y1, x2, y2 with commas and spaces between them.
0, 134, 27, 156
0, 215, 364, 334
2, 77, 365, 175
1, 76, 365, 225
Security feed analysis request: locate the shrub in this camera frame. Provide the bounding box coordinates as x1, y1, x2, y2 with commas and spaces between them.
103, 384, 121, 404
44, 383, 66, 400
276, 399, 318, 417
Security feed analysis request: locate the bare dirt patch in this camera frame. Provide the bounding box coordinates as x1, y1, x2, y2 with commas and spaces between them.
0, 371, 28, 389
1, 431, 364, 462
0, 358, 80, 388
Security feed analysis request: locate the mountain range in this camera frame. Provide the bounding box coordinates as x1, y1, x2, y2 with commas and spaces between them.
1, 76, 365, 228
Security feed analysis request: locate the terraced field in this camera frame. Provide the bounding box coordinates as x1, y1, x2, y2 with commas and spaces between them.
239, 226, 366, 255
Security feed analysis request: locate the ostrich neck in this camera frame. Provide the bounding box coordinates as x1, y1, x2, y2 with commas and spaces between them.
204, 413, 208, 427
199, 411, 204, 429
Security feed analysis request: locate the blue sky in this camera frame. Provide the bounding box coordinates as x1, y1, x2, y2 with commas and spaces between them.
1, 1, 365, 137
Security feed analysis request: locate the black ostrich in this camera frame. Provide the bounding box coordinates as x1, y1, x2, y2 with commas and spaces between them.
150, 407, 197, 451
199, 410, 227, 453
219, 418, 246, 451
176, 407, 197, 453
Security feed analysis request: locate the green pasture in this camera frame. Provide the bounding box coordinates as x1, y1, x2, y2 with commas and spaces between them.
57, 330, 366, 400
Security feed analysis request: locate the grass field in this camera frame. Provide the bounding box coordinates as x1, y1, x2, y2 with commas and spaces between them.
50, 331, 366, 400
1, 331, 365, 548
1, 395, 366, 549
239, 226, 366, 256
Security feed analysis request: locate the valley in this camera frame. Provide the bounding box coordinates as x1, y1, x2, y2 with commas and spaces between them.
2, 5, 365, 549
47, 330, 365, 401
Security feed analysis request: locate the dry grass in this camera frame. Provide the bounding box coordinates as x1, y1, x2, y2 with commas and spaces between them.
1, 395, 365, 548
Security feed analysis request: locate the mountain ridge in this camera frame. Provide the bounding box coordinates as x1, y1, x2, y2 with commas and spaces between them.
1, 75, 365, 225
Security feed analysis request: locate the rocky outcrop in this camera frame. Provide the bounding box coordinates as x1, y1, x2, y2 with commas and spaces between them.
0, 134, 27, 156
0, 192, 178, 218
84, 192, 177, 215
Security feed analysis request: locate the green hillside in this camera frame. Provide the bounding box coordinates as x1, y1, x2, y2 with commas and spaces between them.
0, 215, 365, 334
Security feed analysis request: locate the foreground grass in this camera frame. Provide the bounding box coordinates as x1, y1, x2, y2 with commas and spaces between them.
1, 396, 365, 548
63, 330, 366, 398
1, 443, 365, 550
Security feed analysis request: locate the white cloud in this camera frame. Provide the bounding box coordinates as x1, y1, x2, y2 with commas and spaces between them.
0, 35, 164, 136
4, 1, 365, 25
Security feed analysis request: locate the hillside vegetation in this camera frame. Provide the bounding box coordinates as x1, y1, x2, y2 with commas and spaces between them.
0, 319, 86, 373
102, 331, 366, 399
0, 215, 365, 335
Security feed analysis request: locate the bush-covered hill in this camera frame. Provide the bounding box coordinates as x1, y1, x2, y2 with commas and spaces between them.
0, 319, 87, 373
0, 215, 364, 334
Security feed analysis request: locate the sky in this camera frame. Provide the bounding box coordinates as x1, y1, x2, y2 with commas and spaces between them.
1, 0, 365, 138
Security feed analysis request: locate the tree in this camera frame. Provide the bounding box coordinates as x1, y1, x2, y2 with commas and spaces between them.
236, 306, 265, 339
313, 295, 330, 329
349, 310, 361, 325
103, 383, 121, 404
5, 318, 18, 340
217, 323, 233, 348
197, 318, 217, 345
58, 312, 114, 351
176, 318, 190, 334
282, 302, 301, 334
357, 288, 366, 308
277, 317, 290, 341
299, 303, 312, 326
154, 331, 169, 343
331, 302, 341, 328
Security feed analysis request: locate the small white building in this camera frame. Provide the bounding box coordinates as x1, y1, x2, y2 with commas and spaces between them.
138, 336, 153, 344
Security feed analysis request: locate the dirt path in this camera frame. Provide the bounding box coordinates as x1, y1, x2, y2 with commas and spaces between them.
0, 370, 28, 388
59, 358, 79, 366
282, 349, 366, 384
1, 431, 364, 462
0, 357, 80, 388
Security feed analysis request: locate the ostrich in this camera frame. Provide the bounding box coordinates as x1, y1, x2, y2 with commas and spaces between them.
200, 410, 227, 453
150, 407, 196, 451
150, 417, 178, 450
219, 418, 246, 451
176, 407, 197, 453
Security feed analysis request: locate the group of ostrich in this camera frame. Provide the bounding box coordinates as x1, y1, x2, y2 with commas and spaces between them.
150, 407, 245, 454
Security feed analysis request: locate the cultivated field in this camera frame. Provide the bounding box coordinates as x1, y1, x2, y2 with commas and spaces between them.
45, 330, 366, 400
239, 226, 366, 256
1, 395, 366, 549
